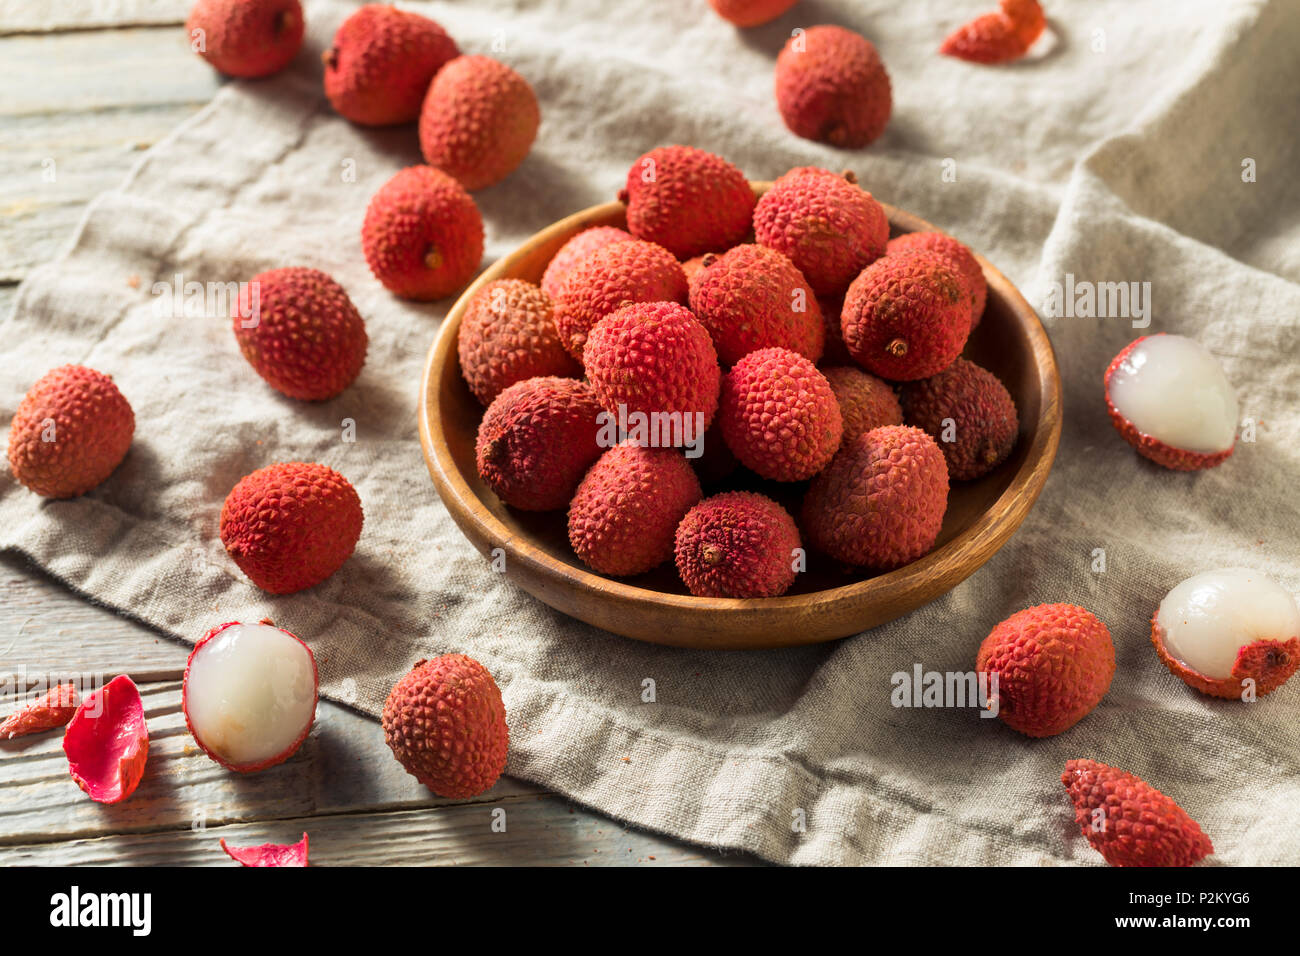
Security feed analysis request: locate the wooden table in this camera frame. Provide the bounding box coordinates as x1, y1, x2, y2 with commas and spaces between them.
0, 1, 755, 867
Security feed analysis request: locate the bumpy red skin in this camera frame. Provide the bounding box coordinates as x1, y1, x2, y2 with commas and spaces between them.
233, 267, 367, 401
568, 444, 702, 576
1001, 0, 1046, 47
887, 232, 987, 330
419, 56, 539, 191
221, 832, 309, 866
62, 675, 149, 804
1103, 336, 1235, 471
719, 348, 842, 482
802, 425, 947, 569
688, 245, 824, 365
540, 226, 633, 301
1151, 616, 1299, 700
775, 25, 892, 148
182, 620, 318, 773
583, 302, 721, 427
0, 683, 79, 739
323, 5, 459, 126
674, 492, 801, 598
1062, 759, 1213, 867
186, 0, 303, 78
708, 0, 798, 27
457, 279, 578, 406
842, 250, 972, 381
940, 12, 1029, 64
382, 655, 509, 799
7, 365, 134, 499
822, 366, 902, 445
976, 604, 1115, 738
475, 377, 604, 511
753, 167, 889, 297
900, 358, 1018, 480
552, 239, 687, 360
619, 146, 755, 259
220, 462, 363, 594
362, 166, 483, 301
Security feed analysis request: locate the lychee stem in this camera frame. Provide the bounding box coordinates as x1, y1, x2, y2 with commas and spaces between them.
701, 544, 723, 567
886, 338, 908, 357
617, 188, 629, 205
425, 246, 443, 271
842, 170, 858, 184
322, 48, 337, 70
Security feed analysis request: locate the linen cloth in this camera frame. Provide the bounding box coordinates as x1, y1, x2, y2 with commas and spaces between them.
2, 0, 1297, 865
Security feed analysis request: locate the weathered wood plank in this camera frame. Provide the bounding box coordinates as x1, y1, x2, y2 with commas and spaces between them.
0, 1, 188, 38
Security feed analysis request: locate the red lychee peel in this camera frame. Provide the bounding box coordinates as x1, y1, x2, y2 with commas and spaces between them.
1150, 618, 1299, 699
221, 832, 309, 867
457, 278, 578, 406
775, 25, 892, 148
62, 675, 149, 804
0, 683, 79, 739
621, 145, 755, 259
674, 491, 801, 598
886, 231, 987, 329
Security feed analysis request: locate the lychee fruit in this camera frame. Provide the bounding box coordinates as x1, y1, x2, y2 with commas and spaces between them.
186, 0, 303, 78
0, 683, 79, 739
688, 244, 824, 365
552, 238, 687, 360
221, 832, 309, 867
220, 462, 363, 594
1151, 568, 1300, 699
362, 165, 483, 301
708, 0, 798, 27
774, 25, 892, 148
475, 377, 604, 511
822, 366, 902, 446
322, 4, 459, 126
753, 167, 889, 297
1062, 759, 1213, 867
887, 231, 987, 330
674, 492, 801, 598
1104, 334, 1238, 470
568, 444, 702, 576
976, 604, 1115, 738
457, 279, 578, 406
842, 250, 972, 380
583, 301, 721, 429
7, 365, 134, 498
62, 675, 149, 804
183, 620, 318, 773
540, 226, 633, 301
802, 425, 948, 569
383, 655, 509, 799
718, 348, 842, 482
232, 267, 367, 401
619, 145, 755, 259
419, 55, 539, 191
899, 358, 1018, 480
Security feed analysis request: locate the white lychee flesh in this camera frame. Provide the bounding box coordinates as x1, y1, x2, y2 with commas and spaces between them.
1108, 335, 1238, 453
1157, 568, 1300, 679
185, 622, 316, 768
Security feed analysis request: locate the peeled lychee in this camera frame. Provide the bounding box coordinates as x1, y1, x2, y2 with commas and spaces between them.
220, 462, 363, 593
774, 25, 892, 148
186, 0, 303, 78
383, 655, 508, 799
1151, 568, 1300, 699
619, 145, 755, 259
457, 279, 578, 406
887, 231, 987, 330
899, 358, 1018, 480
62, 675, 149, 804
753, 167, 889, 297
475, 377, 604, 511
1062, 759, 1213, 867
0, 683, 79, 739
7, 365, 134, 498
1104, 334, 1238, 471
718, 348, 842, 482
976, 604, 1115, 738
569, 444, 702, 576
362, 165, 484, 301
674, 492, 801, 598
183, 620, 318, 773
802, 425, 948, 569
419, 55, 539, 191
233, 267, 367, 401
842, 250, 972, 380
323, 4, 459, 126
540, 226, 633, 301
822, 365, 902, 445
688, 244, 824, 365
708, 0, 798, 27
221, 832, 309, 867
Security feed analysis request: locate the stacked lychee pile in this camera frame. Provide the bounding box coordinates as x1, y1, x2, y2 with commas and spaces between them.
462, 145, 1020, 598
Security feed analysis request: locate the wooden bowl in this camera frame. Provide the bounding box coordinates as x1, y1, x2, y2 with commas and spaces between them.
418, 185, 1061, 650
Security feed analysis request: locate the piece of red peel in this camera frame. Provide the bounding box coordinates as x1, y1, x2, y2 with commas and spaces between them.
62, 675, 148, 803
941, 11, 1030, 63
220, 832, 309, 867
1, 683, 79, 739
1000, 0, 1045, 46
